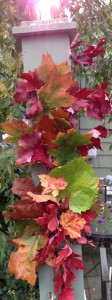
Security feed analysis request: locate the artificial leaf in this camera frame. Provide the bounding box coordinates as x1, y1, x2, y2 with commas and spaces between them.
8, 233, 47, 285
39, 174, 67, 197
50, 157, 98, 213
1, 120, 30, 145
60, 210, 86, 239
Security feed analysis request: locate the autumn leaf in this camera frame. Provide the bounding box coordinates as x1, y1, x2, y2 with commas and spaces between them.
1, 120, 30, 145
34, 115, 58, 149
50, 129, 92, 164
58, 287, 74, 300
3, 198, 42, 220
27, 191, 59, 205
56, 245, 72, 265
8, 233, 48, 285
38, 70, 75, 111
37, 53, 56, 83
16, 131, 52, 167
60, 210, 86, 239
39, 174, 67, 197
50, 157, 99, 213
12, 177, 40, 198
37, 53, 71, 83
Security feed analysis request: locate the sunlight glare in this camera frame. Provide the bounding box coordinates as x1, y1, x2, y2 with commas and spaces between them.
35, 0, 60, 20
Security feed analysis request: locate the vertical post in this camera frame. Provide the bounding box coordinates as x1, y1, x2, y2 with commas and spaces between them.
13, 19, 85, 300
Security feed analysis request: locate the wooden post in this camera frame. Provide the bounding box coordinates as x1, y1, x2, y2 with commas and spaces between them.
13, 19, 85, 300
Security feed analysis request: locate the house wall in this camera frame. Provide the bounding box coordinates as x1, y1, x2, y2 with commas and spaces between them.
80, 116, 112, 178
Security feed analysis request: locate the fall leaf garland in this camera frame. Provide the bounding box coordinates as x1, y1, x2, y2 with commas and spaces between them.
1, 37, 112, 300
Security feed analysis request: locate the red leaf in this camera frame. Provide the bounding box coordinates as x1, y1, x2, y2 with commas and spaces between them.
12, 177, 39, 198
53, 274, 62, 293
3, 199, 42, 220
94, 125, 111, 138
16, 131, 52, 167
48, 217, 59, 232
25, 99, 43, 119
21, 71, 43, 89
56, 245, 72, 266
58, 287, 74, 300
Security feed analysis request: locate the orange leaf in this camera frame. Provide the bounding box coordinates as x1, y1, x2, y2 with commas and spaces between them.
37, 54, 71, 82
37, 53, 56, 82
39, 174, 67, 197
27, 192, 60, 205
8, 234, 48, 286
60, 210, 86, 239
1, 120, 30, 144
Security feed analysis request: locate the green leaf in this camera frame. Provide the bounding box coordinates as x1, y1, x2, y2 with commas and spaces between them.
50, 157, 98, 213
50, 129, 92, 165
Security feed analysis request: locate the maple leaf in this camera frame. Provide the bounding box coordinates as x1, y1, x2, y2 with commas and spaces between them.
70, 38, 105, 68
34, 115, 58, 149
50, 157, 99, 213
39, 174, 67, 197
60, 210, 86, 239
16, 131, 52, 167
14, 70, 43, 105
50, 129, 92, 164
94, 125, 111, 138
25, 98, 43, 119
8, 233, 47, 285
86, 82, 111, 120
21, 71, 43, 89
37, 53, 71, 83
37, 53, 56, 83
38, 70, 75, 112
1, 120, 30, 145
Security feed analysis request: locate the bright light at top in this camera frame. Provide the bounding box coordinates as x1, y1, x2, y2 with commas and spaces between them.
35, 0, 60, 21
